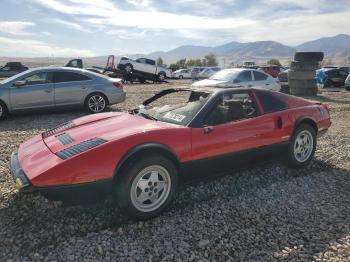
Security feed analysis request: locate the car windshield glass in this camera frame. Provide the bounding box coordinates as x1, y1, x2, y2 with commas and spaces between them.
134, 89, 211, 126
210, 70, 239, 81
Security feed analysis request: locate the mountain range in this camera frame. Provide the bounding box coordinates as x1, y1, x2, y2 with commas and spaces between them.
1, 34, 349, 67
147, 34, 350, 65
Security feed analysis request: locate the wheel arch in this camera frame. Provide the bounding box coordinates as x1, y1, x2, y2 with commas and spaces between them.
113, 143, 182, 184
293, 116, 318, 135
0, 99, 9, 113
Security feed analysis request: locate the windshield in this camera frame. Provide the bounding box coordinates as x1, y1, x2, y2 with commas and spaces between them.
133, 89, 211, 126
210, 70, 239, 81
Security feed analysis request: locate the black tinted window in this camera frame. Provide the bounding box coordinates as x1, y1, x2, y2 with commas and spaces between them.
253, 71, 268, 81
54, 72, 91, 83
255, 90, 287, 113
146, 59, 156, 65
236, 71, 252, 82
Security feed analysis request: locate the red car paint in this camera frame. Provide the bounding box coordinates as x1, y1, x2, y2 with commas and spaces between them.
15, 88, 331, 189
259, 66, 282, 78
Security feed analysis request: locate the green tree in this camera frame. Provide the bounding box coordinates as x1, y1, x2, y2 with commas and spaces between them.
175, 58, 186, 68
186, 59, 203, 66
203, 53, 218, 67
156, 56, 164, 66
267, 58, 281, 66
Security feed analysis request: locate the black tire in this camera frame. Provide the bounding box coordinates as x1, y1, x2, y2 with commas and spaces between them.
286, 124, 317, 168
179, 75, 183, 79
346, 86, 350, 91
84, 93, 108, 113
0, 101, 8, 120
289, 79, 317, 89
280, 85, 290, 94
288, 70, 315, 80
294, 52, 324, 62
290, 87, 318, 96
290, 61, 319, 71
158, 72, 166, 82
124, 63, 133, 74
116, 154, 178, 220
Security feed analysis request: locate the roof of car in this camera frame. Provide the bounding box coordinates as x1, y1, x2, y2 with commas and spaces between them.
22, 66, 93, 73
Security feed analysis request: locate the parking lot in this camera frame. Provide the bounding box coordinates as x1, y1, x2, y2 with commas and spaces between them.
0, 81, 349, 261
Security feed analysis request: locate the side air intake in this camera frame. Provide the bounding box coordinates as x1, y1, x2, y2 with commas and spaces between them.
56, 138, 107, 160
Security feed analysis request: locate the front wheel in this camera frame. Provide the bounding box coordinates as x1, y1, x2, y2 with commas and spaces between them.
0, 101, 8, 120
85, 93, 107, 113
116, 155, 178, 220
158, 72, 166, 82
286, 124, 316, 168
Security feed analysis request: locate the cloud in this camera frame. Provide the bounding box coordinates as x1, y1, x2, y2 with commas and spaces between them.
0, 21, 35, 35
50, 18, 91, 32
0, 36, 96, 57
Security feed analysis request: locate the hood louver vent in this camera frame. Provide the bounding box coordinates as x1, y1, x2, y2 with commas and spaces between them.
56, 138, 107, 160
43, 121, 75, 138
56, 133, 74, 145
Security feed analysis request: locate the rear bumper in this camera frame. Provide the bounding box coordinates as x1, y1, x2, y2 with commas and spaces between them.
10, 152, 34, 192
108, 91, 126, 105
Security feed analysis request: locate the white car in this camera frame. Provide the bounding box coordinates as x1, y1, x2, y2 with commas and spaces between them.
118, 57, 171, 81
345, 74, 350, 90
192, 68, 281, 91
172, 69, 191, 79
197, 67, 221, 79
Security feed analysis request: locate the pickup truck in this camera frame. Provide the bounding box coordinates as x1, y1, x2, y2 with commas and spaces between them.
0, 62, 28, 78
118, 57, 171, 82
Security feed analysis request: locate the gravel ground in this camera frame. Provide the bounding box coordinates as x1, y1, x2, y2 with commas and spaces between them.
0, 81, 349, 261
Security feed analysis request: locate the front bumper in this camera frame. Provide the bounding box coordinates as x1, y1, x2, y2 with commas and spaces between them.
10, 152, 34, 192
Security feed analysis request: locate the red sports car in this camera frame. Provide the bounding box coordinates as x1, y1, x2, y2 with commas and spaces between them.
10, 87, 331, 220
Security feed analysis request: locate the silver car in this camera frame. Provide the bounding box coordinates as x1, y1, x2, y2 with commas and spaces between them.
0, 67, 126, 120
193, 68, 281, 91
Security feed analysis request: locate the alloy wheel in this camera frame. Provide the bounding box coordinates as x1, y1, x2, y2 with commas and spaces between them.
294, 130, 313, 162
130, 165, 171, 212
88, 95, 106, 113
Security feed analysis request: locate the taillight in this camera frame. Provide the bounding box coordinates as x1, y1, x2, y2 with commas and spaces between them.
113, 81, 124, 89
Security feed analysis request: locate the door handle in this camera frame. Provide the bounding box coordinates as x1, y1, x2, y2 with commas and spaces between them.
265, 83, 270, 85
44, 89, 52, 93
80, 86, 87, 89
203, 126, 214, 134
248, 84, 252, 87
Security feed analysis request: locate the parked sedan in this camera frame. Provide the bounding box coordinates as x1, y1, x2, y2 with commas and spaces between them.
0, 67, 125, 120
172, 68, 191, 79
193, 68, 281, 91
197, 67, 221, 79
10, 87, 330, 220
0, 62, 28, 78
316, 68, 349, 87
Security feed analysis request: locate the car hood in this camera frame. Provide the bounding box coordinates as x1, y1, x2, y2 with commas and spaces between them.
192, 79, 228, 87
43, 112, 174, 154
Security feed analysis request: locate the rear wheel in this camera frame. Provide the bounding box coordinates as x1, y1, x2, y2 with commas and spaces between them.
125, 64, 133, 74
286, 124, 316, 168
116, 155, 178, 220
0, 101, 8, 120
158, 72, 166, 82
85, 93, 107, 113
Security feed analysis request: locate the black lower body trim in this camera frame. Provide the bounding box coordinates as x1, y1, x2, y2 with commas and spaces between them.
180, 142, 289, 183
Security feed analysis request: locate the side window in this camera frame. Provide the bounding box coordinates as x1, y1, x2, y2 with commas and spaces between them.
53, 72, 91, 83
137, 58, 146, 64
235, 71, 252, 83
22, 72, 51, 85
204, 92, 258, 126
253, 71, 268, 81
339, 70, 348, 77
255, 90, 287, 113
146, 59, 156, 66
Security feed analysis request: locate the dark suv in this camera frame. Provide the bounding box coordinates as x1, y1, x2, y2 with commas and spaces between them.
0, 62, 29, 78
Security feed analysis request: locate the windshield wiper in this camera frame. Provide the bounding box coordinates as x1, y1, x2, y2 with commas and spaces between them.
138, 112, 158, 121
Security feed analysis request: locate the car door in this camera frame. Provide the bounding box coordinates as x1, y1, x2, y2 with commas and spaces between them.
253, 70, 278, 90
189, 89, 291, 174
53, 71, 90, 106
233, 70, 254, 87
10, 71, 54, 110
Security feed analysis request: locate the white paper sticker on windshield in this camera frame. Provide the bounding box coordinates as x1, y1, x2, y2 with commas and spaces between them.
163, 112, 186, 122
